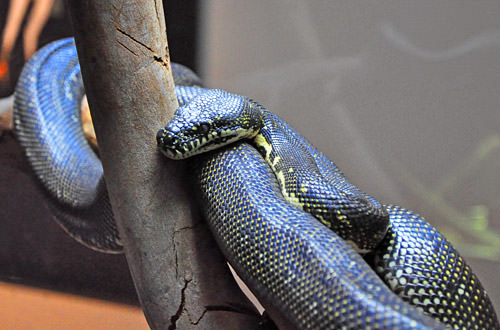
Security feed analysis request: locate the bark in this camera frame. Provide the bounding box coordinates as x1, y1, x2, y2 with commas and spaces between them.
66, 1, 260, 328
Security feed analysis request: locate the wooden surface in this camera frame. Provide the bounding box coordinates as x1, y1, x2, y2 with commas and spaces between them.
0, 282, 148, 329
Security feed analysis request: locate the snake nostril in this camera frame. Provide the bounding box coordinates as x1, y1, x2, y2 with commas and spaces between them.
156, 128, 172, 146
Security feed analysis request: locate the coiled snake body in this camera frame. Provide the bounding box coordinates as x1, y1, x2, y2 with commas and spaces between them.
13, 38, 499, 329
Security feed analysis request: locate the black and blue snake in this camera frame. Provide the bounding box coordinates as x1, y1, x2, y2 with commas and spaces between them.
13, 38, 499, 329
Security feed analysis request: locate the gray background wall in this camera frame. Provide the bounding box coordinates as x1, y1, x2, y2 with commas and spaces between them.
200, 1, 500, 311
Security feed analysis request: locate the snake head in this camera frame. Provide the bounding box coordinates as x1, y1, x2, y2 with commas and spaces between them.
157, 89, 264, 159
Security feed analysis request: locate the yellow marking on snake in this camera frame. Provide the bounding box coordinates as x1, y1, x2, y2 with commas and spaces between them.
253, 133, 272, 158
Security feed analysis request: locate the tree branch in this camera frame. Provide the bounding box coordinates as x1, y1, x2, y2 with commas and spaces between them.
66, 1, 260, 328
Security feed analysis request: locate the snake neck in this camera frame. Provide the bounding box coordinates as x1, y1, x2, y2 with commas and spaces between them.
251, 112, 306, 221
251, 111, 294, 196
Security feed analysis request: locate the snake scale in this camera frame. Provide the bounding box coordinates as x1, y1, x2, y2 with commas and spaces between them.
13, 38, 499, 329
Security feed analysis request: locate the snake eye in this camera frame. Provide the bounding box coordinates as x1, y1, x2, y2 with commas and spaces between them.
199, 123, 210, 134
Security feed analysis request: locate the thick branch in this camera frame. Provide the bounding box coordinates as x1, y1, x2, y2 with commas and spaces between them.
66, 1, 259, 328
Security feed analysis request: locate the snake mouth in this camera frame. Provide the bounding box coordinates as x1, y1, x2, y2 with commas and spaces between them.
160, 133, 240, 159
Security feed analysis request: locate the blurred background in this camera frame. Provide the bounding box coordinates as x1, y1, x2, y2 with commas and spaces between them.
1, 1, 499, 328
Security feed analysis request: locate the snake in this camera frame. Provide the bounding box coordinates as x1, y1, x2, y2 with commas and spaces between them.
13, 38, 499, 329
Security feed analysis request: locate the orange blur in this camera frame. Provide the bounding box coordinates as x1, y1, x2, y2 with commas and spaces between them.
0, 282, 149, 329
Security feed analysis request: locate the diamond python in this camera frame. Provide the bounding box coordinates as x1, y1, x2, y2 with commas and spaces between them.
13, 38, 498, 329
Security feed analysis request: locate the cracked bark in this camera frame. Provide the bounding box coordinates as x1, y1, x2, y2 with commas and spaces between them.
168, 279, 191, 330
66, 1, 261, 328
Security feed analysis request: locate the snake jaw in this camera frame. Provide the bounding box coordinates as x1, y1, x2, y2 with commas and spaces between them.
158, 126, 259, 159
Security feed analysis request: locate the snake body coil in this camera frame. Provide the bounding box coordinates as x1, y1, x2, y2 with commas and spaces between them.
14, 38, 499, 329
158, 89, 390, 253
